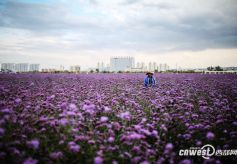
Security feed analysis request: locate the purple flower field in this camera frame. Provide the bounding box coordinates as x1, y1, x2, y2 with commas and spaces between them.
0, 73, 237, 163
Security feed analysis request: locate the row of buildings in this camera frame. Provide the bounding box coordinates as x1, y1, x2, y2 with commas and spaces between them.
97, 57, 169, 72
1, 57, 170, 73
1, 63, 40, 72
42, 65, 80, 73
1, 63, 81, 73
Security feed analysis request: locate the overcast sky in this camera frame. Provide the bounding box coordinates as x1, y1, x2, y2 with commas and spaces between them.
0, 0, 237, 70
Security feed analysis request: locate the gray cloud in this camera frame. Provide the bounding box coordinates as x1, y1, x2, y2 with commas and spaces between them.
0, 0, 237, 57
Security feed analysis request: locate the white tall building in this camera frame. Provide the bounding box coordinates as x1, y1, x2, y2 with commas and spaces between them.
97, 62, 106, 72
141, 62, 146, 72
59, 65, 64, 71
148, 62, 152, 71
158, 63, 169, 72
15, 63, 29, 72
105, 64, 110, 71
1, 63, 15, 72
136, 62, 140, 68
70, 65, 80, 73
134, 62, 147, 72
97, 62, 100, 70
110, 57, 135, 72
148, 62, 157, 72
29, 64, 40, 72
152, 62, 157, 71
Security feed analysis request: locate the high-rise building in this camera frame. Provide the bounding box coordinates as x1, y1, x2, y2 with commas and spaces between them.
110, 56, 135, 72
136, 62, 146, 72
148, 62, 157, 71
41, 68, 57, 73
59, 65, 64, 71
15, 63, 29, 72
152, 62, 157, 71
148, 62, 152, 71
133, 62, 147, 72
97, 62, 107, 72
70, 65, 80, 73
104, 64, 110, 72
158, 63, 169, 72
136, 62, 140, 68
29, 64, 40, 72
1, 63, 15, 72
97, 62, 100, 70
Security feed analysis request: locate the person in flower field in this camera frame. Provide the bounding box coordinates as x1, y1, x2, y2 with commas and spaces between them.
144, 72, 156, 87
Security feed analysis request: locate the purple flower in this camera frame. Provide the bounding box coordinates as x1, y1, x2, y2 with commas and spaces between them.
47, 95, 55, 101
83, 104, 96, 115
83, 104, 96, 111
66, 111, 76, 116
49, 151, 64, 160
59, 140, 65, 145
15, 98, 22, 103
233, 121, 237, 126
58, 118, 68, 126
108, 137, 115, 143
140, 161, 150, 164
206, 132, 215, 140
104, 106, 112, 112
68, 142, 80, 153
125, 133, 145, 141
140, 129, 151, 136
26, 139, 40, 150
183, 133, 192, 140
165, 143, 174, 151
1, 72, 237, 163
112, 160, 118, 164
0, 128, 5, 136
151, 130, 158, 137
196, 140, 202, 146
94, 156, 103, 164
1, 108, 12, 114
112, 122, 121, 131
118, 111, 131, 121
23, 158, 38, 164
88, 140, 96, 144
9, 147, 21, 156
100, 116, 109, 123
69, 103, 77, 110
199, 106, 207, 113
75, 135, 89, 142
179, 159, 191, 164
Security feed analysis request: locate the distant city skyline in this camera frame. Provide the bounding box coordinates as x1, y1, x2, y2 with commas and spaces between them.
1, 51, 237, 71
0, 0, 237, 69
2, 60, 237, 73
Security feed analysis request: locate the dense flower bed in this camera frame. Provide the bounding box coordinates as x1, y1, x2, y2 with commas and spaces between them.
0, 73, 237, 163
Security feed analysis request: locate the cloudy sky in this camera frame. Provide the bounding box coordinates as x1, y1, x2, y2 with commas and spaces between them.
0, 0, 237, 70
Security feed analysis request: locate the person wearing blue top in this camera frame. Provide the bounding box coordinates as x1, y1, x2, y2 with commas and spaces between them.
144, 72, 156, 87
